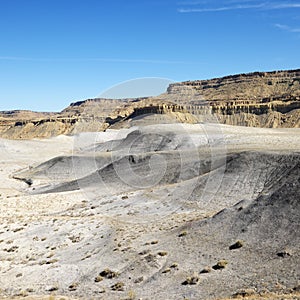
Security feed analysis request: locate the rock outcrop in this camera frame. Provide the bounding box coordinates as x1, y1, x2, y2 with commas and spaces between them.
1, 69, 300, 139
163, 69, 300, 127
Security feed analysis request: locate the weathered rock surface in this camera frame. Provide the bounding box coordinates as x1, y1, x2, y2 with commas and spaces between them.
1, 69, 300, 139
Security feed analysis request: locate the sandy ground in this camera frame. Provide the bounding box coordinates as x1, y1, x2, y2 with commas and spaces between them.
0, 124, 299, 299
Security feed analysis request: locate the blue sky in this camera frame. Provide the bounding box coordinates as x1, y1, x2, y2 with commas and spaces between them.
0, 0, 299, 112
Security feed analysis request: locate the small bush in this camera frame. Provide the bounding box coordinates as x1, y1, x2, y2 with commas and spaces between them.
170, 262, 178, 268
151, 240, 159, 245
178, 231, 188, 237
200, 266, 212, 274
232, 288, 255, 298
99, 268, 119, 279
127, 289, 136, 300
182, 274, 199, 285
212, 260, 228, 270
144, 253, 156, 262
134, 276, 144, 284
111, 281, 124, 291
162, 268, 171, 273
94, 275, 103, 283
277, 249, 291, 257
229, 240, 244, 250
157, 251, 168, 257
68, 282, 79, 291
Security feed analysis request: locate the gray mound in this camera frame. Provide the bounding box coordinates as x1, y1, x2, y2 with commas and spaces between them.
13, 155, 111, 184
93, 129, 198, 153
131, 153, 300, 299
31, 151, 227, 194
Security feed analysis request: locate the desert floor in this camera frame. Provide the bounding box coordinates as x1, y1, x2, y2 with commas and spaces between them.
0, 124, 299, 299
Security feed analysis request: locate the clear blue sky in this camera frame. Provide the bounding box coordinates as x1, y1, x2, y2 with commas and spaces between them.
0, 0, 299, 112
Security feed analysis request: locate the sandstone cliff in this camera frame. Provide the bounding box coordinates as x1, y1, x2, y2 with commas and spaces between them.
1, 69, 299, 139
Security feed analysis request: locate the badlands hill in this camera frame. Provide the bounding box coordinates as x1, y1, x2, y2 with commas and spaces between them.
0, 69, 300, 139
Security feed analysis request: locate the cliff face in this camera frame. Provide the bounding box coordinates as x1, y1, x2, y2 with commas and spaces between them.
1, 69, 299, 139
163, 69, 300, 127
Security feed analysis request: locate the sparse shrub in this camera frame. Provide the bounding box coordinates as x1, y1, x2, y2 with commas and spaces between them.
94, 275, 103, 282
162, 268, 171, 273
134, 276, 144, 283
99, 268, 119, 278
15, 290, 28, 297
144, 253, 156, 262
277, 249, 291, 257
151, 240, 158, 245
69, 235, 81, 243
127, 289, 136, 300
4, 246, 18, 252
139, 249, 150, 255
46, 259, 58, 264
47, 285, 59, 292
182, 273, 200, 285
111, 281, 124, 291
12, 227, 24, 233
200, 266, 212, 274
68, 282, 79, 291
157, 251, 168, 257
170, 262, 178, 268
178, 231, 188, 237
229, 240, 244, 250
212, 260, 228, 270
232, 288, 255, 298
